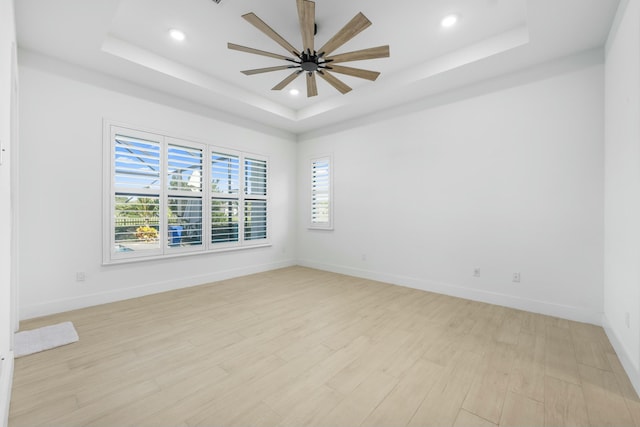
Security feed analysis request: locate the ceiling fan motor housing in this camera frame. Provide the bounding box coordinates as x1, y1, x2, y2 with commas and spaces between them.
300, 51, 320, 72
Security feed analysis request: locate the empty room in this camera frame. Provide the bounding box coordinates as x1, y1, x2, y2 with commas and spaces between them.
1, 0, 640, 425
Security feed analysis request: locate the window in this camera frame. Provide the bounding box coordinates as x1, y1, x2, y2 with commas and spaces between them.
104, 123, 269, 263
310, 155, 332, 230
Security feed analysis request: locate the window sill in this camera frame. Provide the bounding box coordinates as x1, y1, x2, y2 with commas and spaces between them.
103, 242, 272, 266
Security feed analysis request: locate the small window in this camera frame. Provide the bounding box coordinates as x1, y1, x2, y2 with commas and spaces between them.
310, 155, 332, 230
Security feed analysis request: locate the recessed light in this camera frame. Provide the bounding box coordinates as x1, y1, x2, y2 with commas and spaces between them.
441, 14, 458, 28
169, 29, 186, 41
289, 89, 300, 96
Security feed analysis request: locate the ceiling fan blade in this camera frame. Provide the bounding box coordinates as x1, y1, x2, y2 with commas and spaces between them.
242, 12, 300, 57
228, 43, 296, 61
327, 65, 380, 81
317, 12, 371, 57
306, 72, 318, 97
317, 71, 352, 94
326, 45, 390, 64
272, 71, 304, 90
297, 0, 315, 53
241, 65, 295, 76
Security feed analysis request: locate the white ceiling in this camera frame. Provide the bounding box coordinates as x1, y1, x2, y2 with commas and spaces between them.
15, 0, 619, 134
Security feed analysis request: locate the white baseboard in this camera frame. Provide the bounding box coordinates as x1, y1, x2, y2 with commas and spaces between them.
20, 260, 296, 320
20, 256, 602, 325
602, 314, 640, 397
0, 352, 14, 427
297, 260, 602, 325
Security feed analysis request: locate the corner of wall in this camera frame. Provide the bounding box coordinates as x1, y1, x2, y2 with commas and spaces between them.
605, 0, 631, 52
603, 0, 640, 399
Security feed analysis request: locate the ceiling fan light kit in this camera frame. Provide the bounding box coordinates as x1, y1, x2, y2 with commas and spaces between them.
228, 0, 390, 97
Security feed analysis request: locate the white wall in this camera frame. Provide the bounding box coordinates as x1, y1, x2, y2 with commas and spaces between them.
297, 58, 605, 324
604, 0, 640, 393
0, 0, 16, 424
0, 0, 15, 357
17, 56, 297, 319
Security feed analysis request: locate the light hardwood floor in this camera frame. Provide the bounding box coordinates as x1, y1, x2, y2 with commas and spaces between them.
9, 266, 640, 426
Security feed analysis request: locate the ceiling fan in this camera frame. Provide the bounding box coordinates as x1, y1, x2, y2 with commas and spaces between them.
228, 0, 390, 97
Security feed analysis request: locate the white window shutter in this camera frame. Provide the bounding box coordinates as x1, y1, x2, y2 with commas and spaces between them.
310, 156, 332, 229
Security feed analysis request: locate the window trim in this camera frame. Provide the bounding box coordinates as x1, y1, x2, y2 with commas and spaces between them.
309, 154, 333, 230
103, 121, 270, 265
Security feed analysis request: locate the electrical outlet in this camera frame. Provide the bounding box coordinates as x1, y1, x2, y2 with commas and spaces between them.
512, 272, 521, 283
473, 268, 480, 277
361, 254, 367, 262
76, 272, 86, 282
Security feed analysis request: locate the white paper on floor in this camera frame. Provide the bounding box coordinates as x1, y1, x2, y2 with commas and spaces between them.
14, 321, 79, 357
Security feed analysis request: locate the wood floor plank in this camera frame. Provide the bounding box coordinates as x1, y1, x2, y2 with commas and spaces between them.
226, 402, 283, 427
263, 336, 371, 415
605, 353, 640, 426
495, 310, 523, 345
544, 375, 589, 427
509, 332, 545, 402
55, 380, 162, 427
130, 356, 286, 426
520, 312, 546, 337
578, 363, 635, 426
499, 391, 544, 427
546, 325, 581, 385
422, 327, 469, 367
325, 327, 411, 394
187, 344, 333, 426
141, 370, 229, 426
313, 370, 398, 427
453, 409, 497, 427
381, 324, 445, 378
7, 267, 631, 427
9, 395, 78, 427
572, 339, 610, 371
624, 400, 640, 427
462, 343, 516, 424
606, 352, 640, 401
275, 385, 344, 427
408, 350, 484, 427
361, 358, 444, 427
